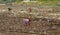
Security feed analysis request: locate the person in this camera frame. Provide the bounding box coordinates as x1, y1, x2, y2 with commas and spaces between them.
23, 18, 30, 28
29, 7, 32, 13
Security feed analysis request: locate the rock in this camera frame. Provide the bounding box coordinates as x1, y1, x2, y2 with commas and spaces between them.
29, 34, 37, 35
29, 31, 36, 34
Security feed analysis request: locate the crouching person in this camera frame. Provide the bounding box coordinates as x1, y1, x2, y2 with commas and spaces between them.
23, 18, 30, 28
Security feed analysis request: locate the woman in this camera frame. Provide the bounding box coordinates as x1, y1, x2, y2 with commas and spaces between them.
23, 18, 30, 28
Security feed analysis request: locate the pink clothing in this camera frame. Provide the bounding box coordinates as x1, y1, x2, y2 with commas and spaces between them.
23, 19, 29, 26
25, 19, 29, 22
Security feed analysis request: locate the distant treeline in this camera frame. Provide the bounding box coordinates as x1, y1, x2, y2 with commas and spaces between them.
0, 0, 60, 4
0, 0, 22, 4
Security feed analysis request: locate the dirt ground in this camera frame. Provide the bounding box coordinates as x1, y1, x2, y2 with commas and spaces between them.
0, 12, 60, 35
0, 4, 60, 35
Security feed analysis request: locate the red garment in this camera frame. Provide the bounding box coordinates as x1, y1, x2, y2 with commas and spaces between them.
25, 22, 29, 26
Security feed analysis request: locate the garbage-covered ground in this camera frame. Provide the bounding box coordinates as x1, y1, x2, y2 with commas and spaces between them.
0, 3, 60, 35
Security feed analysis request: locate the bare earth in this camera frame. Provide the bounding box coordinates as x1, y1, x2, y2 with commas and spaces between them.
0, 4, 60, 35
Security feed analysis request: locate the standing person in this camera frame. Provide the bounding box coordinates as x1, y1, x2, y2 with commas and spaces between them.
29, 7, 32, 13
23, 18, 30, 28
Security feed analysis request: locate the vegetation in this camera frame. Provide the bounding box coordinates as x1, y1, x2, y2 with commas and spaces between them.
0, 0, 60, 4
0, 0, 60, 6
0, 0, 22, 4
